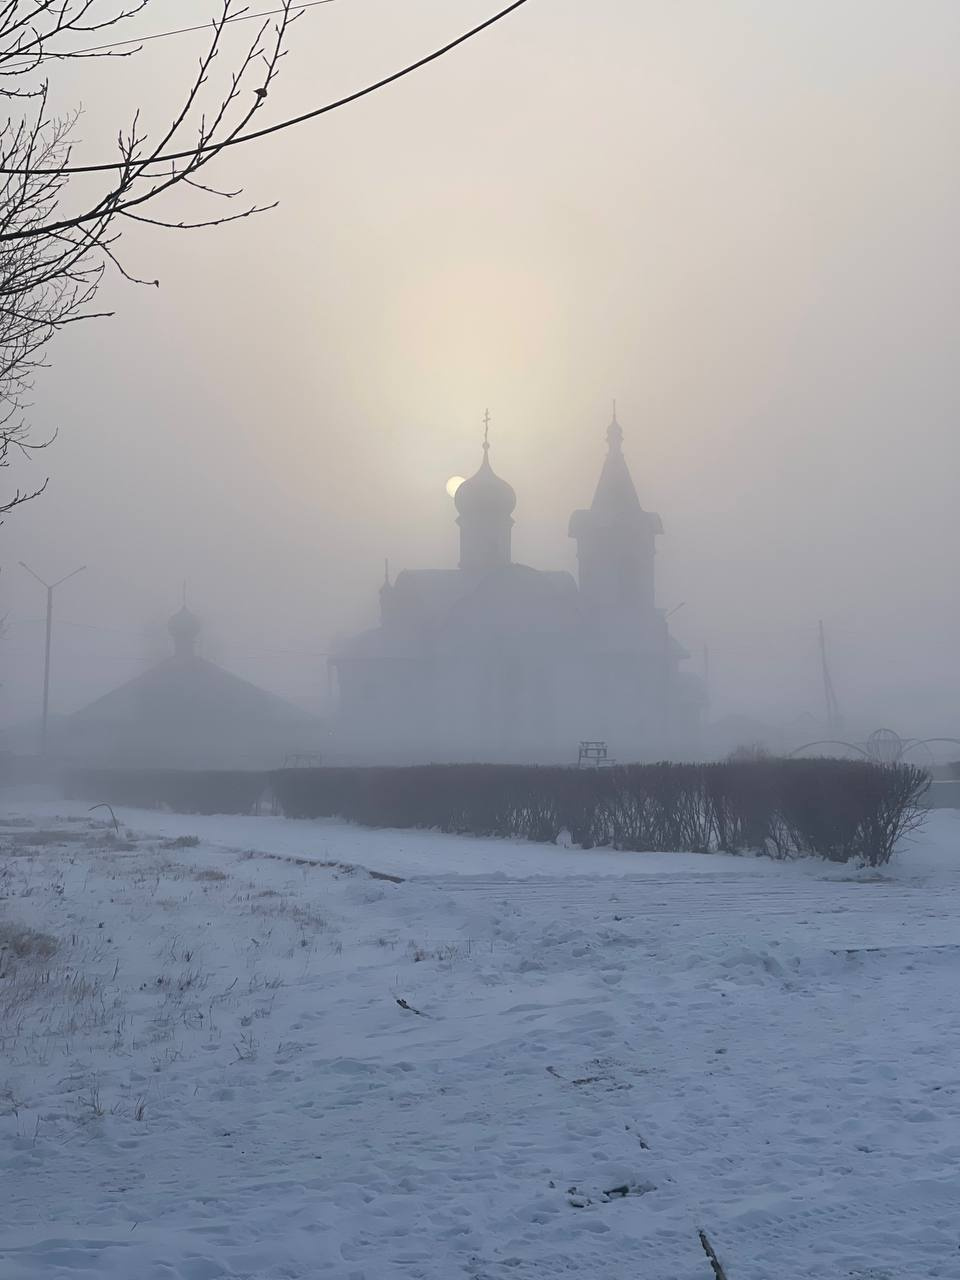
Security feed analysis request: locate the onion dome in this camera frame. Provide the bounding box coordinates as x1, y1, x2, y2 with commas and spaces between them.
454, 441, 517, 519
168, 604, 201, 658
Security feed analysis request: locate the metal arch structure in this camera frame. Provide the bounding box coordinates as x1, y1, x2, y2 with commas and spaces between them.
865, 728, 904, 764
788, 734, 960, 765
899, 737, 960, 761
788, 740, 870, 760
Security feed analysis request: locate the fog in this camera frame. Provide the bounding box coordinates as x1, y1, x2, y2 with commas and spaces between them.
1, 0, 958, 750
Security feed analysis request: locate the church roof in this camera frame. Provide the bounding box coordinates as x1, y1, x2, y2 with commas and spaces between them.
592, 415, 642, 516
392, 569, 476, 622
334, 564, 581, 661
69, 654, 314, 732
570, 412, 663, 536
62, 605, 318, 769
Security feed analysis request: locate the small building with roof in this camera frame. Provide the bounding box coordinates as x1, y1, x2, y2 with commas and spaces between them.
332, 411, 704, 762
58, 604, 321, 771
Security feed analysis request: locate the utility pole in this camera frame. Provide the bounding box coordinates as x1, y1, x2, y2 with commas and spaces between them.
18, 561, 86, 756
818, 619, 842, 737
703, 644, 710, 708
660, 602, 686, 748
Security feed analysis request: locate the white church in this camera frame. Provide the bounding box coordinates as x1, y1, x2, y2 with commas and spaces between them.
331, 411, 705, 763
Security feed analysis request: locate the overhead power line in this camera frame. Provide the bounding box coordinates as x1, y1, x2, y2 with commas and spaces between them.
8, 0, 337, 61
0, 0, 533, 179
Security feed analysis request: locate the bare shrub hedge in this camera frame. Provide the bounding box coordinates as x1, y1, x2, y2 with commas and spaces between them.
63, 760, 928, 866
272, 759, 929, 867
65, 769, 267, 817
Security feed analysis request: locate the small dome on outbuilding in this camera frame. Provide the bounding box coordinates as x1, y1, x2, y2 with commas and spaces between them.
168, 604, 202, 658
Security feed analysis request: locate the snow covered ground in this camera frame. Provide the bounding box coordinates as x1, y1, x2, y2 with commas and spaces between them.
1, 798, 959, 1280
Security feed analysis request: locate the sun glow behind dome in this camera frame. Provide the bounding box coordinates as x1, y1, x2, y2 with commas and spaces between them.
445, 476, 466, 498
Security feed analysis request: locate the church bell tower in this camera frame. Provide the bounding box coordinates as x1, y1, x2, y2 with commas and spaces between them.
568, 408, 663, 615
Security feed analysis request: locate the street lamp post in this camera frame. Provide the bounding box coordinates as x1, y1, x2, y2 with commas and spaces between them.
18, 561, 86, 757
660, 602, 686, 749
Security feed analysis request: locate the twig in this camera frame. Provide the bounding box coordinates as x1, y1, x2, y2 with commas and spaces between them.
88, 803, 119, 833
698, 1229, 729, 1280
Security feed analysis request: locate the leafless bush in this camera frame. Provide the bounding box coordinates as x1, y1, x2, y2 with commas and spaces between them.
272, 760, 929, 865
856, 762, 929, 867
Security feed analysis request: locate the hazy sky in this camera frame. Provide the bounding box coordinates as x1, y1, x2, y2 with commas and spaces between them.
2, 0, 958, 741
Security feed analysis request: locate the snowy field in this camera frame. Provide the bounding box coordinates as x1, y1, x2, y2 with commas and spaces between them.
1, 798, 959, 1280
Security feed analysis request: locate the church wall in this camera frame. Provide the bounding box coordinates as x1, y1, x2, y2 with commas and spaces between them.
575, 533, 657, 616
334, 643, 702, 766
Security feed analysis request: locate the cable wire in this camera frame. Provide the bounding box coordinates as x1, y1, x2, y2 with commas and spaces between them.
0, 0, 532, 177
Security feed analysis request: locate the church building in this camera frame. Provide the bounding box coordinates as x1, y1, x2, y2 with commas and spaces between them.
332, 412, 704, 762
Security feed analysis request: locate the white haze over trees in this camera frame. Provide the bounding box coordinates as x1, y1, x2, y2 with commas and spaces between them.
0, 0, 958, 750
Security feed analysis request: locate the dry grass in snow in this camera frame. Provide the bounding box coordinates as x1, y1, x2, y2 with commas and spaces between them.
1, 802, 959, 1280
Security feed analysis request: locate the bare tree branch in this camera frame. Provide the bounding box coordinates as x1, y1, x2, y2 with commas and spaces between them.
0, 0, 294, 519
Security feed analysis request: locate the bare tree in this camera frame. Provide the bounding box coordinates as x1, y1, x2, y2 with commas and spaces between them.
0, 0, 295, 520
